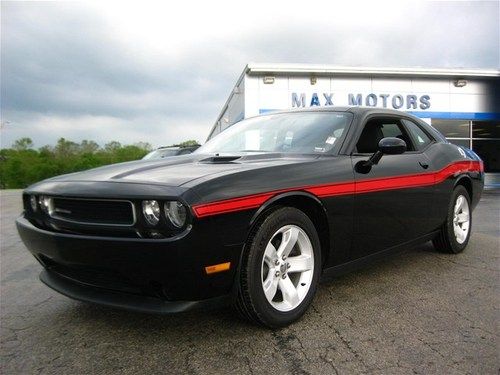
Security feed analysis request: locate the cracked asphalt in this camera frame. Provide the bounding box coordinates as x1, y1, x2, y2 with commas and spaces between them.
1, 189, 499, 374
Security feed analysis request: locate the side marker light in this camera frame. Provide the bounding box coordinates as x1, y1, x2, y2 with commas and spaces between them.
205, 262, 231, 275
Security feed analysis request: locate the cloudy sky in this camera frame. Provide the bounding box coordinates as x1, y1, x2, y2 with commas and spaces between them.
1, 0, 499, 148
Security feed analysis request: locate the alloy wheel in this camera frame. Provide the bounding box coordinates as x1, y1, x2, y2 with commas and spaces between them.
453, 194, 470, 244
260, 225, 314, 312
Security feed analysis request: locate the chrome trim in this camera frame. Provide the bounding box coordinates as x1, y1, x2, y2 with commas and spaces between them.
48, 196, 137, 227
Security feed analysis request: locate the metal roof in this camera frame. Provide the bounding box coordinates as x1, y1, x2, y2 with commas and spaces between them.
246, 63, 500, 78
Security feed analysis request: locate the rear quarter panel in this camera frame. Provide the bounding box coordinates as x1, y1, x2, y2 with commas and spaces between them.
425, 142, 484, 225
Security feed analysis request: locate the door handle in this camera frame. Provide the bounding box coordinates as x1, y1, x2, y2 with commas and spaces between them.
419, 161, 429, 169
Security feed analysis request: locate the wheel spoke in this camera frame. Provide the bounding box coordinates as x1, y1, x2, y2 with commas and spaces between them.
454, 196, 463, 214
262, 276, 279, 302
456, 227, 466, 243
287, 254, 313, 273
279, 276, 299, 307
460, 229, 467, 242
457, 213, 469, 223
264, 242, 277, 265
277, 227, 299, 259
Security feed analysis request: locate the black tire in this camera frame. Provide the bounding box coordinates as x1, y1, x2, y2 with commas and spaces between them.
433, 185, 472, 254
235, 206, 322, 328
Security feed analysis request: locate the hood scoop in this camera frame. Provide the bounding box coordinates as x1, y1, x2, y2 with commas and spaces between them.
199, 155, 242, 164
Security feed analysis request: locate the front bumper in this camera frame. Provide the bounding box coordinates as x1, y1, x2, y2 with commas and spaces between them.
16, 216, 243, 310
40, 269, 231, 313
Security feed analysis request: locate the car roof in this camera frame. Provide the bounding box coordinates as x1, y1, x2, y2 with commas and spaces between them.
264, 106, 417, 117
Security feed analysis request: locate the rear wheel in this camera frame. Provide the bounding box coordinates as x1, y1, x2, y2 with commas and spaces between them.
236, 207, 321, 328
433, 185, 472, 254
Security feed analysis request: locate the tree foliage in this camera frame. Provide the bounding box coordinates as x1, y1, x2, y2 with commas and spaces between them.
174, 140, 200, 147
0, 138, 155, 189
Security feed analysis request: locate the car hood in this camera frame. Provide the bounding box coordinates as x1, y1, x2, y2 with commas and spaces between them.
41, 153, 320, 187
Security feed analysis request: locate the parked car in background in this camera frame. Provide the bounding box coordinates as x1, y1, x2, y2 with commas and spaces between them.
16, 107, 484, 328
142, 145, 200, 160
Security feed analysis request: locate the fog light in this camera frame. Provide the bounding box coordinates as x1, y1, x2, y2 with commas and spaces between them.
142, 200, 161, 226
30, 195, 38, 212
164, 201, 187, 228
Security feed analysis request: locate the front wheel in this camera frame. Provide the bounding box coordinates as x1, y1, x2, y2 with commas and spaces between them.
236, 207, 321, 328
433, 185, 472, 254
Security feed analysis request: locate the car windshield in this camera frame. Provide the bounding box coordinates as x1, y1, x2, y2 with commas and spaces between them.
142, 149, 179, 160
197, 112, 352, 155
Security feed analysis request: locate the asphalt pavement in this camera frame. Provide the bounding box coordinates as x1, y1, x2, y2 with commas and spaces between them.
1, 189, 499, 374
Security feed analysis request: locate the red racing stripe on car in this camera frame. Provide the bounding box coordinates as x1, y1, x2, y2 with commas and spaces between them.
192, 160, 482, 218
435, 160, 483, 183
192, 181, 356, 218
192, 192, 276, 218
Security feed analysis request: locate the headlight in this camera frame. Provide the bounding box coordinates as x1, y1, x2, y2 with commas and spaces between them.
38, 195, 52, 214
30, 195, 38, 212
164, 201, 187, 228
142, 200, 160, 226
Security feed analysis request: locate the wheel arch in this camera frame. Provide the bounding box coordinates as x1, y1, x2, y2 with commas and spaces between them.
248, 192, 331, 267
454, 175, 473, 201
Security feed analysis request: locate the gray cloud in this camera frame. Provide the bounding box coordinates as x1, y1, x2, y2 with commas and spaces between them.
1, 1, 498, 148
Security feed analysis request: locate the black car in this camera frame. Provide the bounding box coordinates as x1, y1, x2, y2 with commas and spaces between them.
16, 107, 484, 328
142, 145, 200, 160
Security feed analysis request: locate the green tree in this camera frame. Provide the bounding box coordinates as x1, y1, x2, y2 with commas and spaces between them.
134, 142, 152, 151
80, 140, 100, 154
104, 141, 122, 152
0, 137, 153, 189
12, 137, 34, 151
55, 138, 79, 157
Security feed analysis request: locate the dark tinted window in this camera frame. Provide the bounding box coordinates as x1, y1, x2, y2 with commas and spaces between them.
402, 119, 433, 150
356, 118, 414, 153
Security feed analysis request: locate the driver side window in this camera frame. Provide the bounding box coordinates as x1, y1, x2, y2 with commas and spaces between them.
356, 118, 414, 153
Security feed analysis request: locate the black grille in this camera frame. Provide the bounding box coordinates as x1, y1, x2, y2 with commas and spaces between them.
51, 198, 134, 225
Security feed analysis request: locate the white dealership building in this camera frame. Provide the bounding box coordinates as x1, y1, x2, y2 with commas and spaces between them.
210, 63, 500, 186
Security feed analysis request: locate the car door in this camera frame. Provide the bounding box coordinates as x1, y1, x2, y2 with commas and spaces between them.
350, 115, 435, 259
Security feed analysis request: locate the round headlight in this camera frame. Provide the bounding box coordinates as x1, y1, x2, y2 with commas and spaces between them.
38, 195, 51, 213
142, 200, 161, 226
30, 195, 38, 212
164, 201, 187, 228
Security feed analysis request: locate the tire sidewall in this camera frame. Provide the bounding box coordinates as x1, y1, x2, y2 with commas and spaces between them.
445, 186, 472, 253
245, 207, 321, 327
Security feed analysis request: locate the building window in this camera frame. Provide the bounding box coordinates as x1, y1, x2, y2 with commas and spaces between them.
472, 121, 500, 173
431, 120, 470, 138
430, 119, 499, 173
431, 119, 471, 148
447, 139, 471, 149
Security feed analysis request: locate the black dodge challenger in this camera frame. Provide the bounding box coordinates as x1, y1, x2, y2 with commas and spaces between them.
17, 107, 484, 328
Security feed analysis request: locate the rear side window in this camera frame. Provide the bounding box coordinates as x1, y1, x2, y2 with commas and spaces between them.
402, 119, 433, 150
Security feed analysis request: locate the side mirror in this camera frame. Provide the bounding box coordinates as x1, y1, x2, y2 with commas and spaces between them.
358, 137, 407, 172
378, 137, 407, 155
